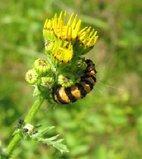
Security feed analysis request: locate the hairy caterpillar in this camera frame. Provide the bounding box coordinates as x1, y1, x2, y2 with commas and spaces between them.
53, 59, 97, 104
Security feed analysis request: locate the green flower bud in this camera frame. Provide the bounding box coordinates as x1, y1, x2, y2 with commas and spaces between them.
25, 69, 38, 84
34, 58, 50, 75
41, 77, 54, 88
58, 75, 73, 87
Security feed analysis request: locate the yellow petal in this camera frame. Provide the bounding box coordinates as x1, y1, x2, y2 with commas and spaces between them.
89, 29, 94, 38
85, 27, 91, 34
67, 13, 74, 26
71, 14, 78, 29
68, 27, 72, 40
74, 19, 81, 36
78, 27, 88, 36
59, 11, 63, 21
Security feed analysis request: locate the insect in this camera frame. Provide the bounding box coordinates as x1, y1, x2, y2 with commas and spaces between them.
53, 59, 97, 104
16, 119, 37, 135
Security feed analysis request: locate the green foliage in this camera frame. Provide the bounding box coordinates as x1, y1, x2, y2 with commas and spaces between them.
0, 0, 141, 159
30, 125, 69, 153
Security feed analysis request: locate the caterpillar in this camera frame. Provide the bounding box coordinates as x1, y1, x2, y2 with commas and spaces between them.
53, 59, 97, 104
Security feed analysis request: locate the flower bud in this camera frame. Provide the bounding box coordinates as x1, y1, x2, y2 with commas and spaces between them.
41, 77, 54, 88
25, 69, 38, 84
34, 58, 50, 75
58, 75, 73, 87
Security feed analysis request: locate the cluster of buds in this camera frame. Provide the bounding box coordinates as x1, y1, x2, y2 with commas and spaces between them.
25, 58, 54, 87
25, 11, 98, 102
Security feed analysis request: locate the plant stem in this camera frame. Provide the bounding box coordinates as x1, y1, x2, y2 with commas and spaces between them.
7, 96, 44, 156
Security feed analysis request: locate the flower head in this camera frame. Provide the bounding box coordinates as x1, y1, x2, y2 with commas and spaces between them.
25, 69, 38, 85
78, 27, 98, 47
34, 58, 51, 75
43, 11, 98, 50
43, 11, 81, 41
41, 77, 54, 88
45, 40, 73, 63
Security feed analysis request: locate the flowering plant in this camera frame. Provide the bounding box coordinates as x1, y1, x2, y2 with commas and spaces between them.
2, 11, 98, 158
26, 11, 98, 104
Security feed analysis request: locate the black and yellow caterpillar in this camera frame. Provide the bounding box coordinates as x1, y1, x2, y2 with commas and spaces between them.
53, 59, 97, 104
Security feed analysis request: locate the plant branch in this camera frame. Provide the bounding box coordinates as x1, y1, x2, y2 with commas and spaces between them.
6, 96, 44, 157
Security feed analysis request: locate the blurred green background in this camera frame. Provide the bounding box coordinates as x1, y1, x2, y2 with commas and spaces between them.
0, 0, 142, 158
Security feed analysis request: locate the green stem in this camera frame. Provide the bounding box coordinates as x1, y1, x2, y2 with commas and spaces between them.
7, 96, 44, 156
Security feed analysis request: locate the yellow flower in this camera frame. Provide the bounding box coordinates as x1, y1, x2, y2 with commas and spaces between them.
43, 11, 81, 41
43, 11, 98, 63
43, 11, 98, 48
45, 40, 73, 63
78, 27, 98, 47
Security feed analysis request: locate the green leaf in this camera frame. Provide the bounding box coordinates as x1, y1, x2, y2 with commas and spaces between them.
27, 124, 69, 153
